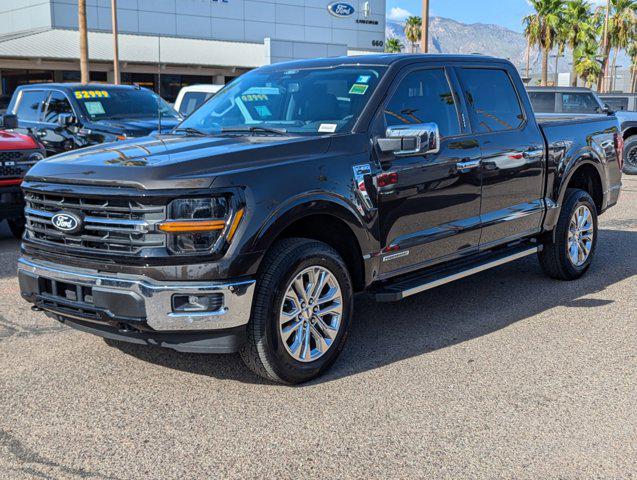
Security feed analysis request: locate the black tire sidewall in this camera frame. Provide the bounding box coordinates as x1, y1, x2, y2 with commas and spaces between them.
558, 190, 598, 277
262, 244, 353, 383
623, 136, 637, 175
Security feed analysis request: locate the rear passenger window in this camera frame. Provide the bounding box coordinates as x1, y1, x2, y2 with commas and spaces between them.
384, 68, 461, 138
458, 69, 524, 132
528, 92, 556, 113
15, 90, 48, 122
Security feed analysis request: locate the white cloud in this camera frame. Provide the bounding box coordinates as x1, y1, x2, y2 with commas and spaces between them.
387, 6, 413, 22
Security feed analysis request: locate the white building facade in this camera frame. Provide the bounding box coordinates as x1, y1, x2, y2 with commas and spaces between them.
0, 0, 386, 101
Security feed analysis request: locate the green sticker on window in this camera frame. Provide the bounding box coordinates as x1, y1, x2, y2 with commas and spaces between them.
349, 83, 369, 95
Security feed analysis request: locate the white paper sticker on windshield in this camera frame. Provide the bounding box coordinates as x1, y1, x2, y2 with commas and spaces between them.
85, 101, 105, 116
318, 123, 337, 133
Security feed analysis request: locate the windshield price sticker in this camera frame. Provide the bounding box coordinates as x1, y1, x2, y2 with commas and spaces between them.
84, 101, 106, 115
241, 94, 268, 102
349, 84, 369, 95
74, 90, 110, 99
356, 75, 371, 84
318, 123, 337, 133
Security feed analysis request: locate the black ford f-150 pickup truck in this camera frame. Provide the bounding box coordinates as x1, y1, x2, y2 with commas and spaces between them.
18, 55, 622, 384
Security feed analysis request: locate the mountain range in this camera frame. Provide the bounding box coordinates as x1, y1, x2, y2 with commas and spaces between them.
386, 17, 630, 75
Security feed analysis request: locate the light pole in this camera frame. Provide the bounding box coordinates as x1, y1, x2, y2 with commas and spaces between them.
550, 53, 562, 86
78, 0, 89, 84
421, 0, 429, 53
111, 0, 120, 84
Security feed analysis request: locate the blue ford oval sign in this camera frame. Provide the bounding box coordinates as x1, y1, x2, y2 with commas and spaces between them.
51, 212, 83, 234
328, 2, 355, 17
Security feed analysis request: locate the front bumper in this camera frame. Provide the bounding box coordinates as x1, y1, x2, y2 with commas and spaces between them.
18, 257, 255, 332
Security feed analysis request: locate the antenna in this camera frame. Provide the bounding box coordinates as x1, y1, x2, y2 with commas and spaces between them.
157, 35, 162, 134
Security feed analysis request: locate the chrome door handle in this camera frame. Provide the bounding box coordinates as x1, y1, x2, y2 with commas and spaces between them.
456, 159, 481, 171
523, 148, 544, 159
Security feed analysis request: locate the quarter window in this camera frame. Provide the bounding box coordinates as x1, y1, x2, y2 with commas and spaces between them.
15, 90, 48, 122
384, 69, 461, 138
458, 68, 524, 132
43, 92, 73, 123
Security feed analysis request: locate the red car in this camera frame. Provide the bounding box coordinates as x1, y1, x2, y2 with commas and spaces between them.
0, 115, 45, 238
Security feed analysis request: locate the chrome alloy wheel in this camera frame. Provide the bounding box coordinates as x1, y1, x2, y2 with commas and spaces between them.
627, 145, 637, 168
567, 205, 594, 267
279, 266, 343, 363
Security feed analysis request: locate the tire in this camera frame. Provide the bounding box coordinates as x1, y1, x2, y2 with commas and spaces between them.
623, 135, 637, 175
240, 238, 353, 384
7, 218, 25, 239
539, 188, 598, 280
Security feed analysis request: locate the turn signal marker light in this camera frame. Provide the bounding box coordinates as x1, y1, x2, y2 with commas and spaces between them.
158, 220, 226, 233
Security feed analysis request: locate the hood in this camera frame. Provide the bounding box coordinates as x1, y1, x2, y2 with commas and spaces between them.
0, 130, 40, 150
25, 133, 332, 190
96, 117, 181, 137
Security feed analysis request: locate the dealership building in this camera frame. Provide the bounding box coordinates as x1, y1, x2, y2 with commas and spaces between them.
0, 0, 386, 101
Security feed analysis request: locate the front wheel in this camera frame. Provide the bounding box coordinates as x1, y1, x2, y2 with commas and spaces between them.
240, 238, 353, 384
539, 188, 598, 280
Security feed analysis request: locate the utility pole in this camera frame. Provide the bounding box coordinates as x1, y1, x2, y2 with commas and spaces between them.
600, 0, 611, 92
421, 0, 429, 53
78, 0, 89, 84
111, 0, 120, 84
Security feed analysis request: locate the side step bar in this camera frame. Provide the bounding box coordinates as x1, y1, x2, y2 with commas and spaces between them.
375, 245, 540, 302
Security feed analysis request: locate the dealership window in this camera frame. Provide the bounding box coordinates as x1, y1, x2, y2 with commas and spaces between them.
15, 90, 48, 122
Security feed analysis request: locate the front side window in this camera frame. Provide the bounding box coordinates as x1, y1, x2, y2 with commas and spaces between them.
528, 92, 556, 113
178, 66, 387, 135
561, 93, 600, 114
384, 68, 461, 138
179, 92, 215, 116
43, 92, 73, 123
72, 87, 179, 121
15, 90, 48, 122
458, 68, 524, 132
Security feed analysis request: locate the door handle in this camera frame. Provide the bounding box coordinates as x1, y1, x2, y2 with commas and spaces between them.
523, 148, 544, 159
456, 159, 481, 171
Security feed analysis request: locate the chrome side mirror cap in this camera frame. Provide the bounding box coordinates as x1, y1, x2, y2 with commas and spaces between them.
377, 123, 440, 156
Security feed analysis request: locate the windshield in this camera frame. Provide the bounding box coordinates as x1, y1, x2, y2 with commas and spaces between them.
177, 65, 387, 135
72, 87, 179, 121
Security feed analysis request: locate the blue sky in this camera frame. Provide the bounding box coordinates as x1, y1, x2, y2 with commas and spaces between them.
385, 0, 535, 32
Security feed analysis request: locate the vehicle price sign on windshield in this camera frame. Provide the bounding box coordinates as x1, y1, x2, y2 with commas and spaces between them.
74, 90, 110, 99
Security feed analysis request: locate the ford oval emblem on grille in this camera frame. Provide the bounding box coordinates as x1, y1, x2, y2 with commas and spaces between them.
327, 2, 355, 17
51, 212, 83, 234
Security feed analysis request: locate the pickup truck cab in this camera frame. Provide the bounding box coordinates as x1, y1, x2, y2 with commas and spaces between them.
174, 84, 224, 117
7, 83, 181, 156
18, 55, 622, 383
0, 114, 45, 238
527, 86, 637, 174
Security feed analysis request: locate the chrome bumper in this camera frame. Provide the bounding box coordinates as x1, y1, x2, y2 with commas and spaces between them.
18, 258, 255, 331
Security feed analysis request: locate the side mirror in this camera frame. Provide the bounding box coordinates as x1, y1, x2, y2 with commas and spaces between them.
599, 104, 614, 115
0, 114, 18, 130
57, 113, 77, 127
377, 123, 440, 156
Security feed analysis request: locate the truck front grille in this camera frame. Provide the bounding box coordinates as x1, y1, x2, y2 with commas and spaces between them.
24, 190, 166, 255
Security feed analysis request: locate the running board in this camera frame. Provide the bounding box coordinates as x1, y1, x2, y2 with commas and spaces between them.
374, 245, 540, 302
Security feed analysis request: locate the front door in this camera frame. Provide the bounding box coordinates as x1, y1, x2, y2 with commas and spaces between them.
375, 66, 483, 276
39, 91, 79, 155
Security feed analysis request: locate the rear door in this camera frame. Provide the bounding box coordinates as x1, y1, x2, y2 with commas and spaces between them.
375, 64, 483, 276
455, 65, 546, 248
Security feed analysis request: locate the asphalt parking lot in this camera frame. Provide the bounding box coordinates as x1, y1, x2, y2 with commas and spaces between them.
0, 178, 635, 480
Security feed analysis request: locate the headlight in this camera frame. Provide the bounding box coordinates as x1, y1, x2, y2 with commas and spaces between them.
28, 151, 45, 162
158, 197, 244, 254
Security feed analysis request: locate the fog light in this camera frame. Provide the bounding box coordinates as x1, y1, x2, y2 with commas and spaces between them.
172, 293, 223, 313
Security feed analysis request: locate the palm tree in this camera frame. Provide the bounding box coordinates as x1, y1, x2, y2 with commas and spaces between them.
562, 0, 595, 86
523, 0, 566, 86
598, 0, 637, 92
628, 41, 637, 92
78, 0, 90, 84
574, 41, 603, 87
404, 16, 422, 53
385, 38, 404, 53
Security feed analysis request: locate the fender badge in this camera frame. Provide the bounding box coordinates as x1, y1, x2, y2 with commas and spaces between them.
382, 250, 410, 262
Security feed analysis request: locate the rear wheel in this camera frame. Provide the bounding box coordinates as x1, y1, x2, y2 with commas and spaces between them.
7, 218, 25, 239
623, 135, 637, 175
240, 238, 353, 384
539, 188, 598, 280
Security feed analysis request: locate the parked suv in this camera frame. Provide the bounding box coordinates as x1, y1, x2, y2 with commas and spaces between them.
527, 86, 637, 174
7, 84, 181, 156
19, 55, 622, 383
0, 114, 45, 238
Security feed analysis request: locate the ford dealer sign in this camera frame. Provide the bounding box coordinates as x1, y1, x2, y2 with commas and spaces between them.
328, 2, 355, 17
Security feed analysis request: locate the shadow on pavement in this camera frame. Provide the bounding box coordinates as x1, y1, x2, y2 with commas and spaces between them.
107, 228, 637, 385
0, 221, 20, 279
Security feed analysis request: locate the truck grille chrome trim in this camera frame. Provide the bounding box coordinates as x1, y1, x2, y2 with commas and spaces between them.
18, 258, 256, 331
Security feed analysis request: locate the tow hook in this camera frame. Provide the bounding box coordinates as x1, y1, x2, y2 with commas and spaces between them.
31, 305, 43, 312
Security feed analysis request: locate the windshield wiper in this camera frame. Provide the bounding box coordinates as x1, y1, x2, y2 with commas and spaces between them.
173, 127, 208, 136
221, 126, 289, 136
